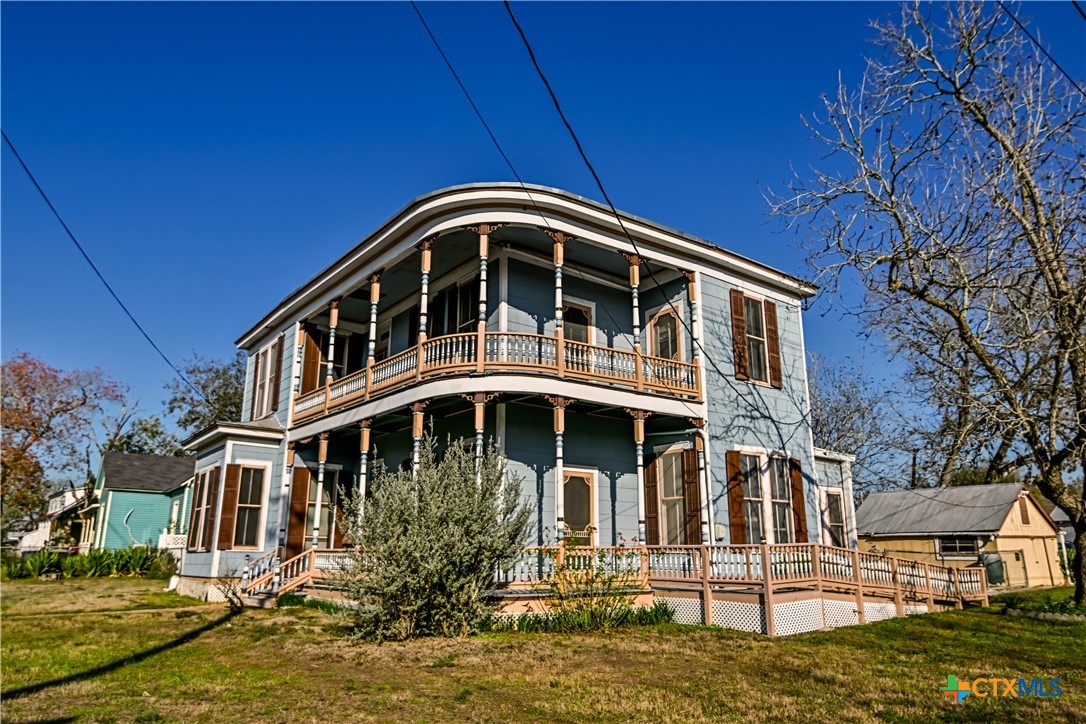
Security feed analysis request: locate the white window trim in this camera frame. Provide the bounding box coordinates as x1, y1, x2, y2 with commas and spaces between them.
653, 443, 690, 546
936, 536, 982, 560
231, 460, 272, 551
563, 466, 599, 545
562, 295, 596, 345
647, 303, 685, 362
190, 464, 218, 552
732, 447, 794, 545
821, 488, 847, 549
251, 342, 278, 420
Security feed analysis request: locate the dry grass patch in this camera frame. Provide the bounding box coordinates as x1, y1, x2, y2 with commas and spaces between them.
2, 582, 1083, 722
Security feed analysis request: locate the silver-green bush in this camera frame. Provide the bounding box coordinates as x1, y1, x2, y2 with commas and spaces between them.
339, 435, 532, 641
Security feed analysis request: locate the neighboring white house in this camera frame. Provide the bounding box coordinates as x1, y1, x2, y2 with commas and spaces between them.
17, 486, 88, 554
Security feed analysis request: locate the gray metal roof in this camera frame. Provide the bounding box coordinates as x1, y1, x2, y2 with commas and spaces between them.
102, 452, 195, 493
855, 483, 1025, 537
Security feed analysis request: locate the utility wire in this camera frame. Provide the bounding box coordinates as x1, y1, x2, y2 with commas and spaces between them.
1074, 0, 1086, 24
2, 130, 209, 402
408, 1, 703, 418
998, 2, 1086, 97
502, 1, 804, 439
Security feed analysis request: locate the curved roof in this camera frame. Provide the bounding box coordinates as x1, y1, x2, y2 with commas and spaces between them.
236, 183, 816, 347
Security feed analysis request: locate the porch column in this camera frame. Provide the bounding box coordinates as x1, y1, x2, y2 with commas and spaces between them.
460, 392, 500, 474
627, 409, 652, 543
416, 236, 436, 381
311, 432, 329, 549
542, 230, 572, 376
623, 253, 644, 390
357, 419, 372, 521
545, 395, 575, 541
325, 299, 340, 385
691, 419, 711, 543
685, 271, 703, 394
282, 441, 296, 549
410, 400, 429, 478
469, 224, 503, 373
365, 271, 381, 397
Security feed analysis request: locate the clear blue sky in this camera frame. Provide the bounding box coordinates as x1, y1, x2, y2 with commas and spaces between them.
3, 2, 1083, 423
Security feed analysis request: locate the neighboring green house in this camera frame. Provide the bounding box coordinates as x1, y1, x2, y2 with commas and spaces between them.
80, 452, 195, 550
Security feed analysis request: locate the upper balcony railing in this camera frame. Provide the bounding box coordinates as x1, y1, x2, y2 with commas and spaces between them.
293, 331, 701, 423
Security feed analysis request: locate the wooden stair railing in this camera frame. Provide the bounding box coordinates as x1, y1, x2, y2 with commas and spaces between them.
241, 548, 281, 594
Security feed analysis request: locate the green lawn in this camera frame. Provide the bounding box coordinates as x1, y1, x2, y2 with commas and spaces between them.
1, 580, 1083, 723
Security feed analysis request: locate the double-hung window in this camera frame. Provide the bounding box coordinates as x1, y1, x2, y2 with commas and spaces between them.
233, 467, 265, 548
250, 336, 284, 419
769, 457, 793, 544
740, 453, 764, 544
825, 491, 846, 548
727, 451, 807, 545
729, 290, 783, 388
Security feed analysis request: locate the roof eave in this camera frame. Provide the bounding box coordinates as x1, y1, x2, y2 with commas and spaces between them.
235, 183, 818, 349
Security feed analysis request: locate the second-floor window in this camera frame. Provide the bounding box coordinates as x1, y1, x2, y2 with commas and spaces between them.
429, 275, 480, 338
730, 290, 783, 388
650, 309, 680, 360
564, 303, 592, 344
251, 336, 283, 418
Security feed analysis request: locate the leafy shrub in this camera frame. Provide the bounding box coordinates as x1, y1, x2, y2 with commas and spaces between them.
62, 554, 87, 578
276, 592, 307, 608
339, 435, 532, 641
126, 547, 153, 576
83, 550, 113, 577
24, 551, 62, 577
492, 600, 675, 633
2, 558, 27, 580
534, 544, 646, 633
147, 550, 178, 580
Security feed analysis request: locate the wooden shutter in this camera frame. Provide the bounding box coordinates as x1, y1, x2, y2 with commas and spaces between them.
269, 334, 285, 412
202, 467, 220, 551
332, 506, 347, 549
789, 458, 808, 543
764, 300, 783, 389
1018, 498, 1030, 525
217, 464, 242, 550
730, 289, 749, 380
300, 324, 322, 394
286, 467, 311, 558
644, 454, 660, 545
682, 448, 702, 545
186, 475, 203, 550
726, 451, 746, 544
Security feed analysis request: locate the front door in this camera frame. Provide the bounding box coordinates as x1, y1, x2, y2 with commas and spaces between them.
563, 469, 595, 546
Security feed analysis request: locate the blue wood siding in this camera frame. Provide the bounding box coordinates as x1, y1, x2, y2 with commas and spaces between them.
700, 274, 818, 543
101, 490, 172, 549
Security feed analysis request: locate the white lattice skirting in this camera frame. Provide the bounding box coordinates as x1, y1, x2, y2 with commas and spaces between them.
712, 600, 766, 634
773, 599, 824, 637
658, 596, 704, 625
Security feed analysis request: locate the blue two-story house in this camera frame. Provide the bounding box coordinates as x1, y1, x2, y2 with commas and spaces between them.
178, 184, 865, 619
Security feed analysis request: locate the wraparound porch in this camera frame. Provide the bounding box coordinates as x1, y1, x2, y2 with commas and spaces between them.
238, 541, 988, 636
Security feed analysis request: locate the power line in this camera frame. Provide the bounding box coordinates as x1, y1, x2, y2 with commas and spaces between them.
2, 130, 209, 403
998, 2, 1086, 97
408, 2, 703, 418
1071, 0, 1086, 24
501, 1, 805, 441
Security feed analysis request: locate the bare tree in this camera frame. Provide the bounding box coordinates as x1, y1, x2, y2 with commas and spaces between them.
807, 353, 904, 494
770, 3, 1086, 601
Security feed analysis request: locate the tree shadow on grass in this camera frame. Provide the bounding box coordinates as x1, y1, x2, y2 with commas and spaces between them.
2, 609, 242, 701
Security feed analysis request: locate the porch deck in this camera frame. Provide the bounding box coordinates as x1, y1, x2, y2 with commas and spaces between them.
293, 331, 701, 422
240, 542, 987, 636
